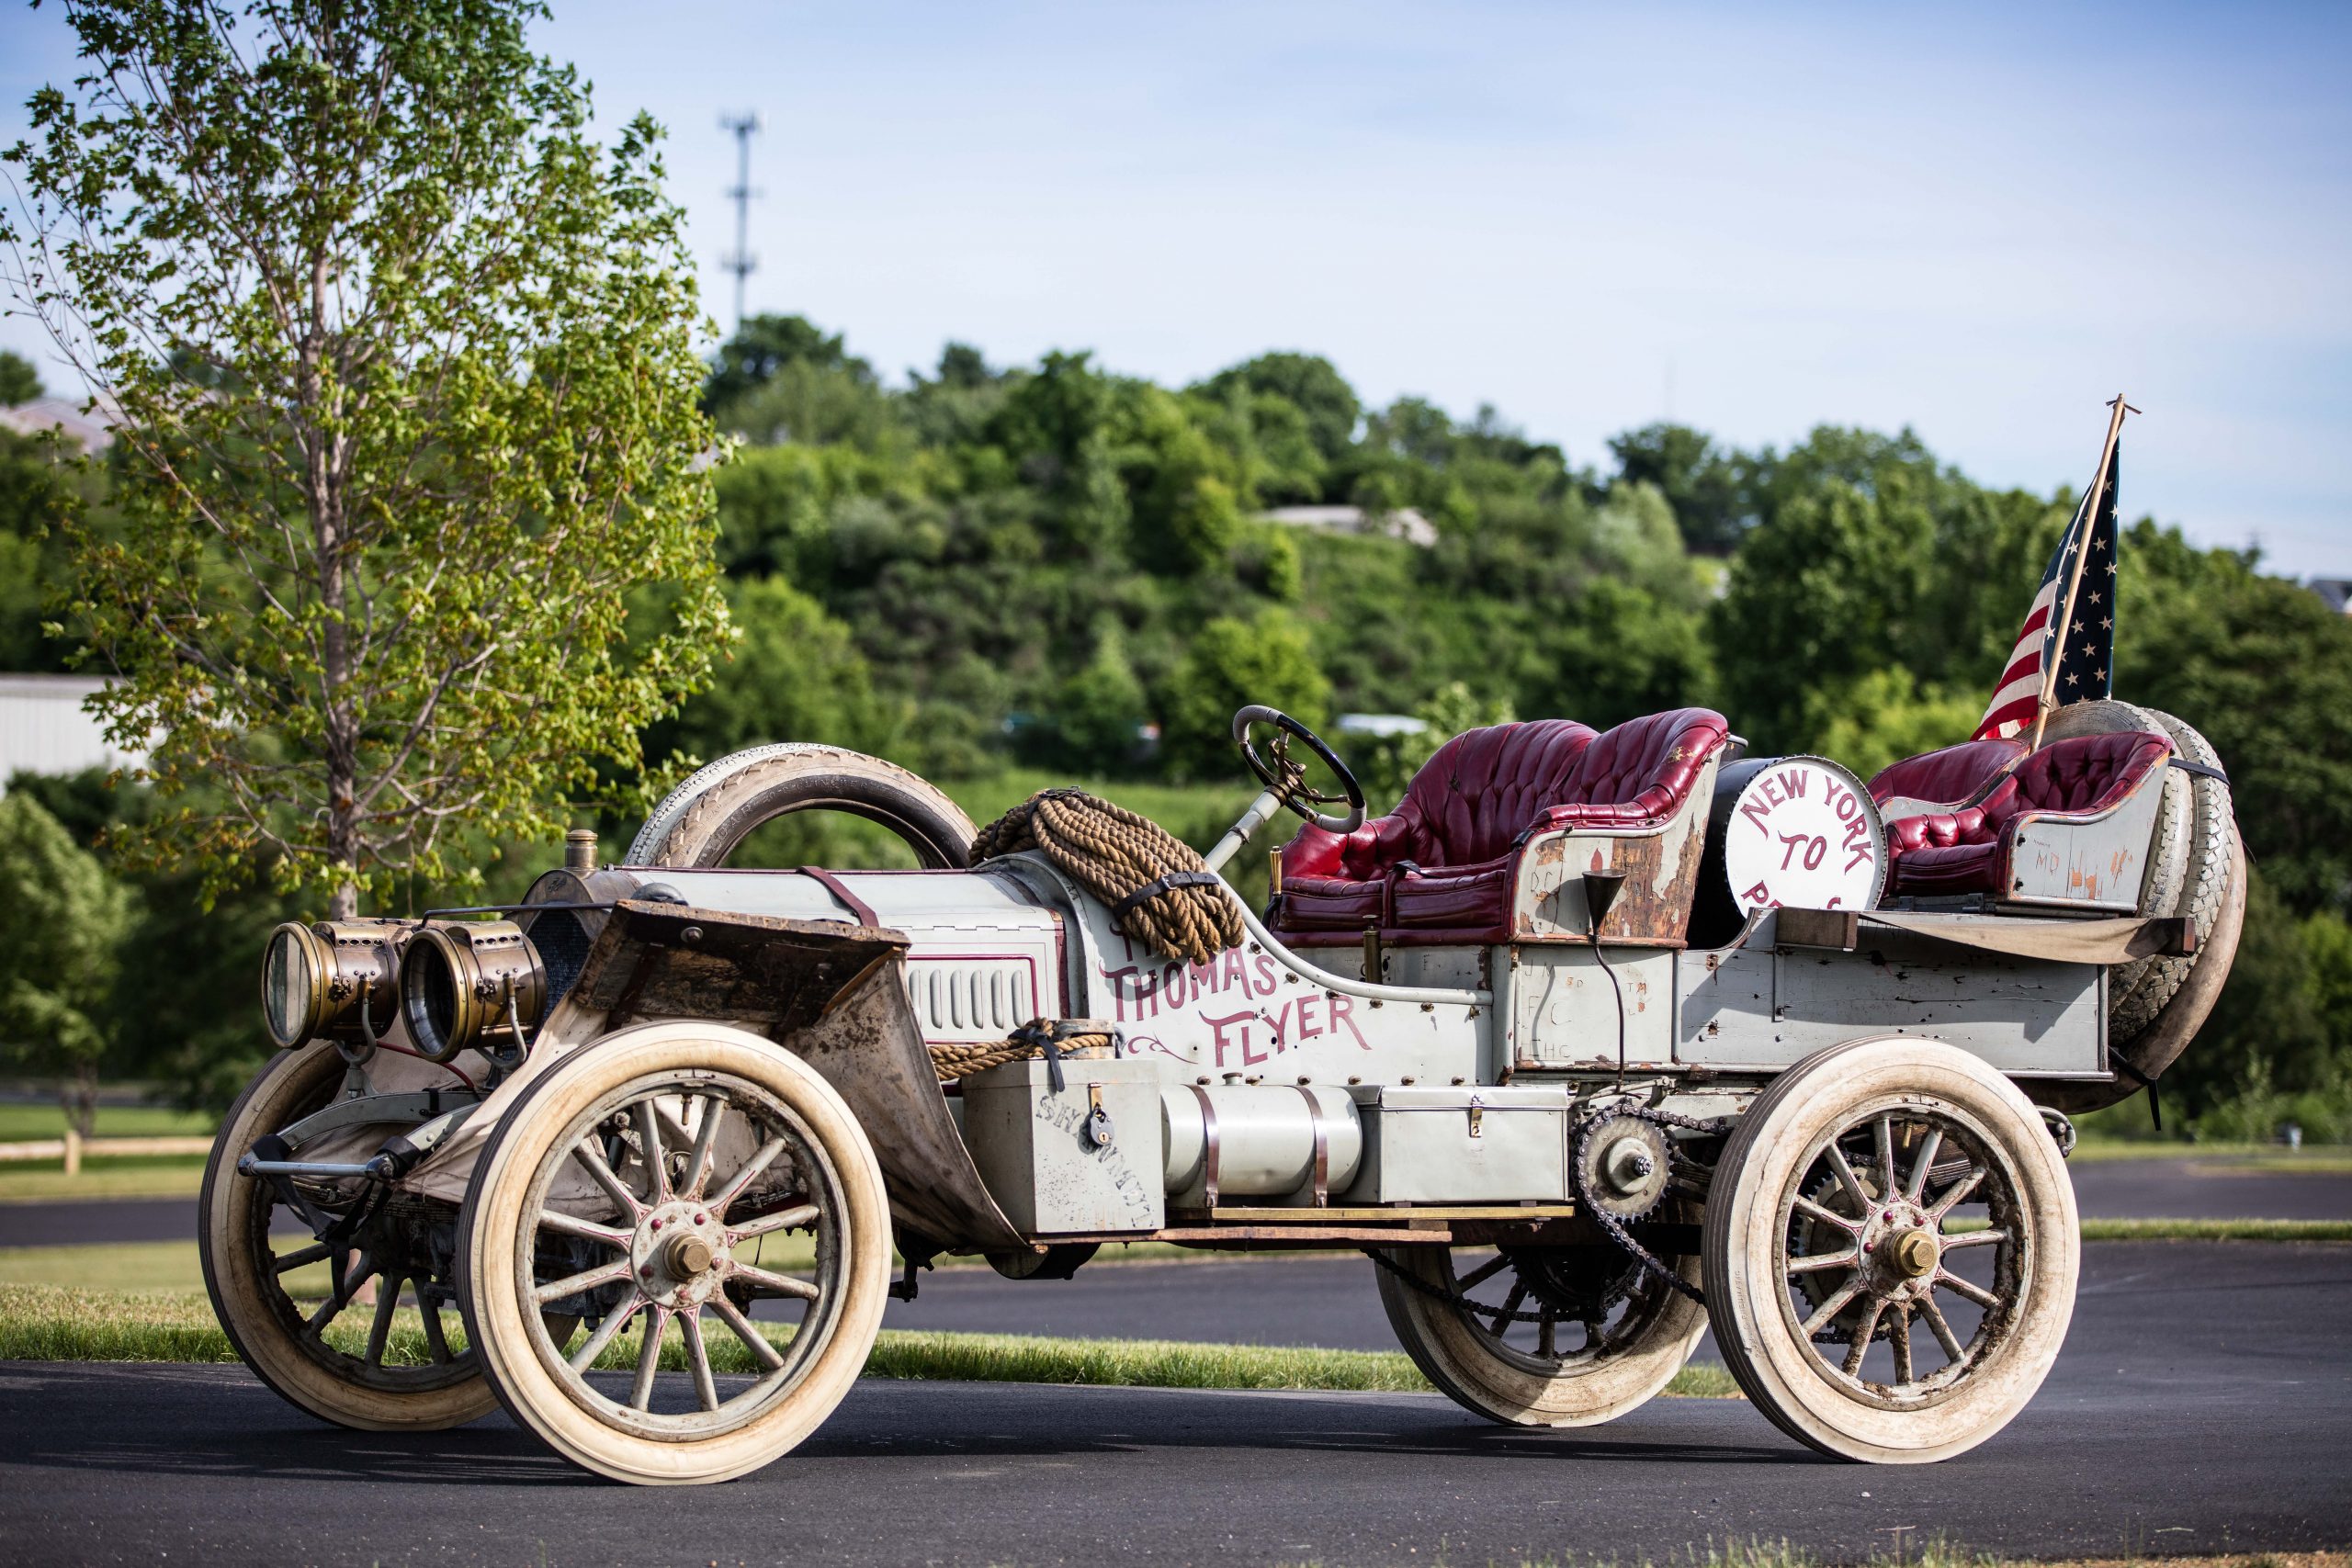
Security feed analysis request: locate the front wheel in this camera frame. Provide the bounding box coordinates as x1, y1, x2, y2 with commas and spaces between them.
1374, 1238, 1706, 1427
1702, 1036, 2078, 1463
456, 1022, 891, 1484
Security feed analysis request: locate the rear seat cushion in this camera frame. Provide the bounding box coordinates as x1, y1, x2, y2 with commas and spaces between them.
1885, 730, 2170, 897
1869, 738, 2027, 810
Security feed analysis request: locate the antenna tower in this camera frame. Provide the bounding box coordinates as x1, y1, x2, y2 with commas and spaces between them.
718, 111, 763, 332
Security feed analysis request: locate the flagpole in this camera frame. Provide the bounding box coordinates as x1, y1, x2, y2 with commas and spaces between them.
2029, 394, 2136, 751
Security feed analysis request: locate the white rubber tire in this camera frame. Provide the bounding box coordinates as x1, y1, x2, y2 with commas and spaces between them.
1374, 1245, 1707, 1427
2109, 710, 2236, 1041
199, 1047, 497, 1431
457, 1022, 891, 1484
628, 743, 976, 870
1702, 1036, 2078, 1464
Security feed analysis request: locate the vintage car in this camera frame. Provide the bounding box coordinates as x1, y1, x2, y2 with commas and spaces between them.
202, 696, 2238, 1484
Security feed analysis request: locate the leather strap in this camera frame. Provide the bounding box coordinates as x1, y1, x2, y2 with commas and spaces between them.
1293, 1085, 1330, 1207
1187, 1083, 1221, 1210
2165, 757, 2231, 786
798, 864, 881, 928
1111, 870, 1225, 919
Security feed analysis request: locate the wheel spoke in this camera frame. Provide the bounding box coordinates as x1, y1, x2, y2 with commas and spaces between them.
535, 1258, 632, 1306
1938, 1227, 2007, 1251
305, 1250, 373, 1336
729, 1262, 820, 1302
364, 1274, 401, 1367
568, 1297, 645, 1373
1792, 1193, 1861, 1233
1798, 1276, 1864, 1338
1874, 1115, 1897, 1194
1785, 1247, 1859, 1277
1537, 1309, 1556, 1359
1905, 1127, 1945, 1203
272, 1242, 332, 1276
635, 1100, 669, 1205
1934, 1268, 2002, 1310
1927, 1164, 1987, 1221
629, 1308, 667, 1410
1917, 1292, 1967, 1363
420, 1299, 454, 1364
729, 1203, 820, 1242
1489, 1280, 1528, 1327
709, 1138, 787, 1217
1453, 1253, 1510, 1292
1840, 1301, 1883, 1378
573, 1139, 645, 1218
678, 1309, 719, 1412
685, 1095, 728, 1198
709, 1292, 786, 1372
1888, 1303, 1914, 1384
1826, 1145, 1874, 1213
536, 1210, 630, 1248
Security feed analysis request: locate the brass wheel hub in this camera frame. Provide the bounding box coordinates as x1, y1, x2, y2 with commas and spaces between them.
629, 1201, 729, 1309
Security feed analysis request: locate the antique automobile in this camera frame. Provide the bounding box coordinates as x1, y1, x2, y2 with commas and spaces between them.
201, 696, 2239, 1484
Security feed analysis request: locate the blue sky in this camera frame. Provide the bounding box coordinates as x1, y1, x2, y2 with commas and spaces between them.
4, 2, 2346, 575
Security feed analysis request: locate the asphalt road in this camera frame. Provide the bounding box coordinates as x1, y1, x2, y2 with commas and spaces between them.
5, 1155, 2343, 1249
0, 1241, 2345, 1565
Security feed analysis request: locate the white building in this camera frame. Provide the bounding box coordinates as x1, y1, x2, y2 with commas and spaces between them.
0, 675, 143, 789
1256, 504, 1437, 549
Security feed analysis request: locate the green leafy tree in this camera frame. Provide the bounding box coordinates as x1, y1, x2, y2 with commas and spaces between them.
0, 792, 132, 1137
0, 349, 40, 403
1203, 352, 1361, 468
1608, 423, 1751, 554
1160, 613, 1330, 781
4, 0, 729, 917
652, 576, 899, 761
1047, 627, 1149, 774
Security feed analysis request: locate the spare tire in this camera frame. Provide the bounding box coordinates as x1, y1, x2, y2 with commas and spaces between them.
2039, 699, 2190, 1010
2109, 711, 2235, 1040
627, 743, 977, 870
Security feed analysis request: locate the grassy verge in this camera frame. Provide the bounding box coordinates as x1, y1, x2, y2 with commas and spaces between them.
0, 1104, 216, 1141
0, 1282, 1740, 1398
1377, 1549, 2348, 1568
2077, 1218, 2352, 1243
2070, 1139, 2352, 1170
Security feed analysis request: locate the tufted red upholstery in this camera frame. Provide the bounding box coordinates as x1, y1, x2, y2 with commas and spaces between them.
1277, 721, 1597, 938
1272, 709, 1729, 943
1888, 730, 2170, 897
1870, 738, 2027, 811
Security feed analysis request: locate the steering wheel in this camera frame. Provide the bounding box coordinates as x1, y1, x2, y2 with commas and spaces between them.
1231, 705, 1366, 834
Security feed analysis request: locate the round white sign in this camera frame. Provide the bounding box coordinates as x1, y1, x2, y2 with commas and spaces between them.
1721, 755, 1887, 916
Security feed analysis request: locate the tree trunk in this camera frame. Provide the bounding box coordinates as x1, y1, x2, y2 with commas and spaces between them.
62, 1062, 98, 1143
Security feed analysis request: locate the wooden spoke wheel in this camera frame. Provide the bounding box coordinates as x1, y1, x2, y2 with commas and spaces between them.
198, 1046, 496, 1430
1702, 1036, 2078, 1463
1374, 1227, 1706, 1427
457, 1022, 890, 1484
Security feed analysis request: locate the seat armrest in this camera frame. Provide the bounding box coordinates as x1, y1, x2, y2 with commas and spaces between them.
1282, 822, 1350, 879
1531, 798, 1669, 833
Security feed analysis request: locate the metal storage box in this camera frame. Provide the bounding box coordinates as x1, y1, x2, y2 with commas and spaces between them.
960, 1056, 1166, 1235
1346, 1084, 1572, 1203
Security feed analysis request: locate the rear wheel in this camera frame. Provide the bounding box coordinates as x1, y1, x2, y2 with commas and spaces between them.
1374, 1235, 1706, 1427
1702, 1036, 2077, 1463
457, 1022, 891, 1484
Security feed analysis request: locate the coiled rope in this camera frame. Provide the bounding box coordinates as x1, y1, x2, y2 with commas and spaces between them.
929, 1018, 1114, 1083
971, 788, 1243, 967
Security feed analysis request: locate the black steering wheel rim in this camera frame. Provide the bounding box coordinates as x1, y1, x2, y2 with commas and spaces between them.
1231, 705, 1366, 834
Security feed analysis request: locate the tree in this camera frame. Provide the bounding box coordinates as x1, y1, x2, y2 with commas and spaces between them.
1202, 352, 1361, 467
1159, 613, 1330, 781
0, 792, 132, 1137
0, 349, 40, 404
1608, 423, 1751, 554
4, 0, 729, 917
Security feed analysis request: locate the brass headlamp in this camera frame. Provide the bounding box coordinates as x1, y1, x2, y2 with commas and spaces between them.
259, 919, 412, 1050
400, 919, 548, 1065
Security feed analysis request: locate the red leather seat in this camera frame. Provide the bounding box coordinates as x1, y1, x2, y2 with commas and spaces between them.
1272, 708, 1729, 944
1869, 738, 2027, 812
1887, 730, 2170, 897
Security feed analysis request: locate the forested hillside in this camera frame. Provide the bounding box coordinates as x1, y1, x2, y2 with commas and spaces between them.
2, 327, 2348, 1136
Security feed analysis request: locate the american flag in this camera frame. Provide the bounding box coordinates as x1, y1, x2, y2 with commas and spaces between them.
1973, 446, 2121, 740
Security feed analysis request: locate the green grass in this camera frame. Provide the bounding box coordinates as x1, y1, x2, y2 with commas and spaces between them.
0, 1281, 1740, 1398
0, 1104, 217, 1141
0, 1155, 209, 1203
2076, 1217, 2352, 1243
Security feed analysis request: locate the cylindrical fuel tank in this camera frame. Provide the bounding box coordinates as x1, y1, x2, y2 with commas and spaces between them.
1689, 754, 1887, 948
1159, 1083, 1363, 1201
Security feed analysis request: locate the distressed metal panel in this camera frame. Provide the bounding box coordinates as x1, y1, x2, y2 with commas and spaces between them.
1677, 931, 2104, 1076
905, 953, 1045, 1042
1347, 1085, 1571, 1203
962, 1057, 1164, 1235
1510, 945, 1677, 1068
1511, 756, 1718, 944
1676, 937, 1779, 1060
2007, 764, 2168, 911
